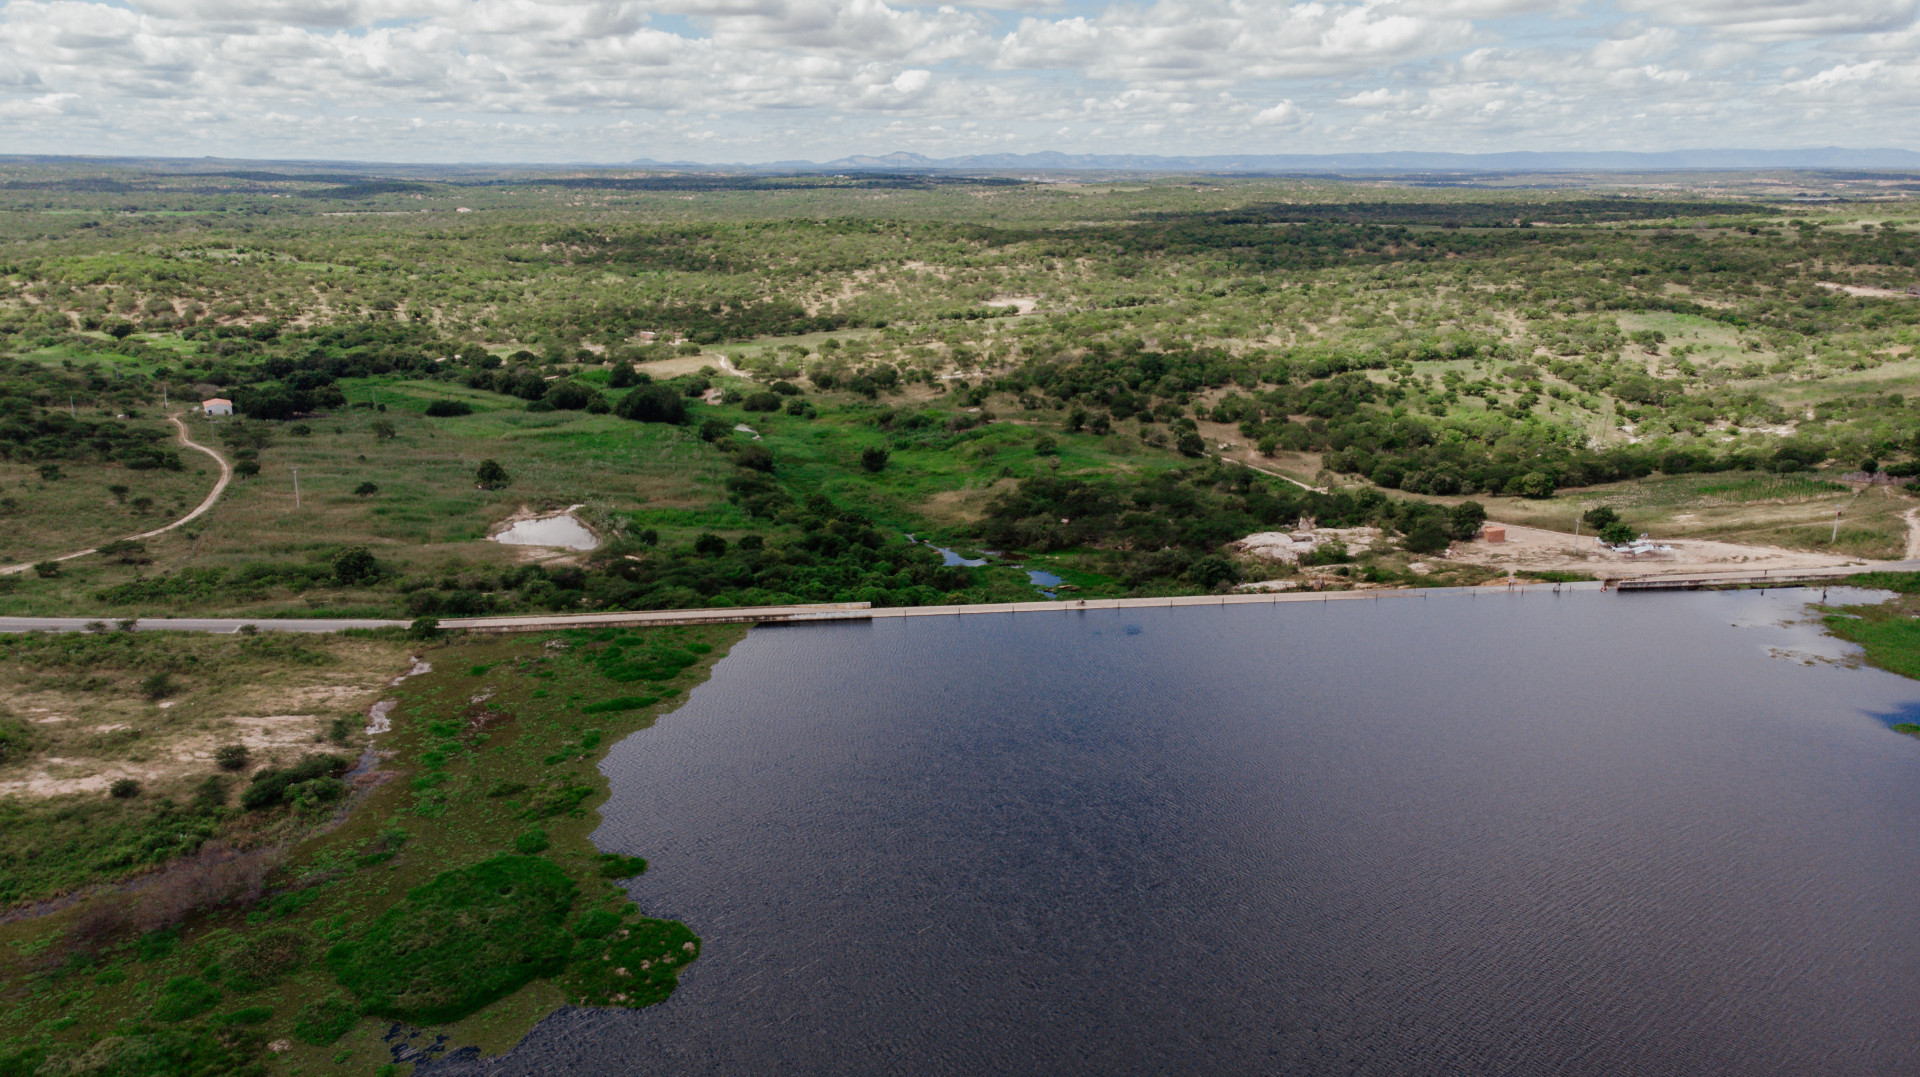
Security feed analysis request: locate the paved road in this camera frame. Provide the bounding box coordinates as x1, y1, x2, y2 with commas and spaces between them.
1, 413, 233, 576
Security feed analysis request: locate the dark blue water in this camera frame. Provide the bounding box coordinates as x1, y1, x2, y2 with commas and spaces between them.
426, 589, 1920, 1076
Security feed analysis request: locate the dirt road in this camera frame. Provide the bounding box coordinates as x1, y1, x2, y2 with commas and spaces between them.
0, 414, 232, 576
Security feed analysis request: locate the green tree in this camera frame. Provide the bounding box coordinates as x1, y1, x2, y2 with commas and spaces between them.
613, 384, 688, 424
476, 459, 509, 489
860, 446, 890, 472
333, 546, 380, 584
1600, 521, 1638, 546
1582, 506, 1620, 530
1448, 500, 1488, 539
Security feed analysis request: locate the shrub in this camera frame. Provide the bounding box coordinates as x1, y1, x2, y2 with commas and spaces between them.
32, 561, 59, 578
0, 718, 30, 764
693, 533, 727, 556
741, 391, 781, 412
241, 754, 349, 811
110, 778, 141, 799
1404, 520, 1451, 554
409, 616, 441, 639
545, 381, 602, 411
475, 459, 510, 489
733, 443, 774, 472
326, 855, 578, 1023
613, 383, 688, 424
332, 546, 380, 585
596, 853, 648, 879
514, 829, 550, 854
234, 460, 261, 479
1600, 521, 1638, 546
293, 997, 359, 1046
354, 481, 379, 497
141, 672, 175, 700
1581, 506, 1619, 530
424, 399, 472, 417
151, 976, 222, 1022
1448, 501, 1488, 539
860, 446, 889, 472
215, 744, 250, 771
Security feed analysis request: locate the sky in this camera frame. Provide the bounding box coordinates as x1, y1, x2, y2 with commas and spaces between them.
0, 0, 1916, 163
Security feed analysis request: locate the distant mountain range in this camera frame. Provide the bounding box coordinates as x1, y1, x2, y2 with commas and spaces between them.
632, 148, 1920, 174
6, 147, 1919, 178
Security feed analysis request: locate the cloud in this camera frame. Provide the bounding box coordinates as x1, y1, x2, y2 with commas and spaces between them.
1615, 0, 1920, 41
1252, 99, 1308, 128
0, 0, 1914, 160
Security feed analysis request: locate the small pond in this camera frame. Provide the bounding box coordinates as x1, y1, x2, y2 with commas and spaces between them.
490, 513, 598, 551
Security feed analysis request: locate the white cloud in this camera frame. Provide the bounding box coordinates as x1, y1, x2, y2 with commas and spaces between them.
0, 0, 1913, 160
1252, 98, 1308, 128
1615, 0, 1919, 41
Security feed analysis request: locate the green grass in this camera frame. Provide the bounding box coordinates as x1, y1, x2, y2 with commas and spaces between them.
0, 622, 745, 1076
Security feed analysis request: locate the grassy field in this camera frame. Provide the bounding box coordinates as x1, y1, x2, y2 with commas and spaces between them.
1471, 473, 1912, 560
0, 621, 744, 1076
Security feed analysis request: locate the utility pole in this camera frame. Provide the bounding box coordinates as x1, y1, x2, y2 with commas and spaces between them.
1832, 508, 1841, 544
293, 468, 301, 509
69, 395, 75, 418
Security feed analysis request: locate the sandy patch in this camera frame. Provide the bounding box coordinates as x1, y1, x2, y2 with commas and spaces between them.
1819, 282, 1920, 299
1445, 522, 1866, 576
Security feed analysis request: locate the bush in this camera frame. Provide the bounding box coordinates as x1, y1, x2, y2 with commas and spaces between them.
151, 976, 222, 1022
354, 481, 379, 497
860, 446, 889, 472
110, 778, 141, 799
1404, 519, 1451, 554
409, 616, 442, 639
0, 718, 30, 764
597, 853, 648, 879
475, 459, 510, 489
1600, 521, 1639, 546
32, 561, 59, 578
326, 855, 578, 1023
332, 546, 380, 585
1448, 501, 1488, 539
741, 391, 781, 412
293, 997, 359, 1046
693, 533, 727, 556
141, 672, 176, 701
613, 383, 688, 424
514, 829, 550, 854
733, 443, 774, 472
241, 754, 350, 811
545, 381, 602, 411
215, 744, 250, 771
424, 399, 472, 417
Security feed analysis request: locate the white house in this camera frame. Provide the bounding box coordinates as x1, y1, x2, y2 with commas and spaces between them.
202, 398, 233, 417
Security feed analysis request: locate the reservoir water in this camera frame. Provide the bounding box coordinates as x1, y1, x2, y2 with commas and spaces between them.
426, 589, 1920, 1076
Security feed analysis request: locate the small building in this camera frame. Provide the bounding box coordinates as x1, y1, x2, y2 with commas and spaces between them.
1481, 524, 1507, 544
202, 398, 232, 417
